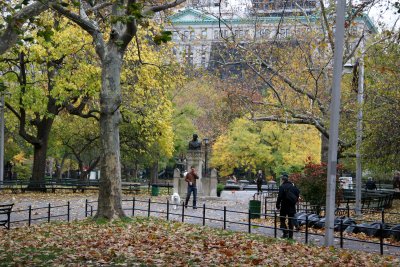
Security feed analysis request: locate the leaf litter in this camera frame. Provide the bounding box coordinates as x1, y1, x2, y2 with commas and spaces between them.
0, 217, 399, 266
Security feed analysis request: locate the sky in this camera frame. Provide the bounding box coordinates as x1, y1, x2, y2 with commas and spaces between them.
360, 0, 399, 30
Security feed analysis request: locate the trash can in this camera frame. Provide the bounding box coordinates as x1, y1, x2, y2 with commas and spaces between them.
151, 184, 159, 196
249, 200, 261, 219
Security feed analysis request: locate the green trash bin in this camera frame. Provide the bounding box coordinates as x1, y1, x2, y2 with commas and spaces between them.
151, 184, 159, 196
249, 200, 261, 219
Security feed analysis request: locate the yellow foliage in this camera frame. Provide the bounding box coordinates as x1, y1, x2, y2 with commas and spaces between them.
13, 152, 26, 164
211, 118, 320, 176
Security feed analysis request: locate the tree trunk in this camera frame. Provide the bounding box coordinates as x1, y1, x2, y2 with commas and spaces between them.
150, 161, 158, 185
28, 119, 53, 191
95, 48, 125, 219
321, 134, 329, 163
56, 153, 68, 180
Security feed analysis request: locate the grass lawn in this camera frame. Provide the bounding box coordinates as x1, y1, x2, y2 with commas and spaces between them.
0, 217, 399, 266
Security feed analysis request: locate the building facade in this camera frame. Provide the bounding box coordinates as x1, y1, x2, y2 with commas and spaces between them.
166, 6, 376, 68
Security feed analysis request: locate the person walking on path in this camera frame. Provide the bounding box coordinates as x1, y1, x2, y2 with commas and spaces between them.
256, 170, 264, 194
185, 166, 199, 209
276, 174, 300, 239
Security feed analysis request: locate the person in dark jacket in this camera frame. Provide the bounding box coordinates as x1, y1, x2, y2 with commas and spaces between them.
365, 177, 377, 190
185, 166, 199, 209
256, 170, 264, 194
276, 174, 300, 239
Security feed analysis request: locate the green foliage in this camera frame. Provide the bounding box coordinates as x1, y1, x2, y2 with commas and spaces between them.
12, 160, 32, 180
153, 31, 172, 45
119, 23, 185, 171
362, 37, 400, 172
217, 183, 224, 197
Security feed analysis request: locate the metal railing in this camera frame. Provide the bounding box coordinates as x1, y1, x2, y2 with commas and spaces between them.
9, 202, 71, 226
84, 197, 400, 256
3, 198, 400, 256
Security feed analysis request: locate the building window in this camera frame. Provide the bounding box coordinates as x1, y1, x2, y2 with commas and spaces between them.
183, 31, 190, 41
190, 31, 195, 41
201, 45, 207, 66
214, 30, 220, 39
185, 45, 193, 65
201, 29, 207, 39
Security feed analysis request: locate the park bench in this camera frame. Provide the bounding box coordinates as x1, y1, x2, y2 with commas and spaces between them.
0, 203, 14, 229
121, 182, 142, 193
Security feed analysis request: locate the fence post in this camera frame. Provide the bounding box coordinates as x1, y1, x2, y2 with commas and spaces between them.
347, 204, 350, 218
85, 199, 88, 218
148, 199, 151, 217
305, 215, 309, 244
28, 205, 32, 226
167, 183, 170, 195
380, 222, 384, 255
47, 203, 51, 223
132, 197, 135, 217
90, 206, 93, 216
381, 208, 385, 224
202, 203, 206, 226
340, 219, 343, 248
248, 210, 251, 233
67, 201, 70, 222
167, 200, 169, 221
274, 211, 277, 238
223, 206, 226, 230
181, 201, 185, 223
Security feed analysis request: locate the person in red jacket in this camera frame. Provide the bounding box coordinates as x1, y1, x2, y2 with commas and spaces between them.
185, 166, 199, 209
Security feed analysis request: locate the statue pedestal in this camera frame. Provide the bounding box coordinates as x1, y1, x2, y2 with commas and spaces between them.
173, 150, 217, 198
186, 150, 203, 196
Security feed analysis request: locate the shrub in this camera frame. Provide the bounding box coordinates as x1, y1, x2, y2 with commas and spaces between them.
217, 183, 225, 197
291, 158, 342, 214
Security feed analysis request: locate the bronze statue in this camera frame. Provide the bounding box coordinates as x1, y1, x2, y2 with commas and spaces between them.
188, 133, 201, 150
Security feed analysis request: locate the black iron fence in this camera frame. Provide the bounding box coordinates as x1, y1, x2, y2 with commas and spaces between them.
3, 198, 400, 256
9, 202, 71, 226
84, 197, 400, 256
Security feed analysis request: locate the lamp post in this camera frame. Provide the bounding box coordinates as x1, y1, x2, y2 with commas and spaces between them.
344, 40, 365, 216
203, 138, 209, 176
0, 93, 4, 187
324, 0, 346, 247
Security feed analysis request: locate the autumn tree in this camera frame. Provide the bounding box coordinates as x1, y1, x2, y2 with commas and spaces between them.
0, 0, 51, 54
211, 118, 320, 177
361, 33, 400, 173
50, 115, 100, 180
36, 0, 186, 219
119, 26, 183, 182
210, 1, 386, 162
1, 14, 99, 190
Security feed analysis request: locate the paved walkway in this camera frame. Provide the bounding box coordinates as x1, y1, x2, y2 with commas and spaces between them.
2, 192, 399, 257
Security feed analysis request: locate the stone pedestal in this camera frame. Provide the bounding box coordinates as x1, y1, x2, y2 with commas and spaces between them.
173, 150, 218, 198
186, 150, 203, 195
201, 168, 218, 197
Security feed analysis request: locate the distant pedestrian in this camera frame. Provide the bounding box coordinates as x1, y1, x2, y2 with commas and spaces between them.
276, 174, 300, 239
256, 170, 263, 194
185, 166, 199, 209
232, 175, 237, 184
393, 171, 400, 192
365, 177, 377, 190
